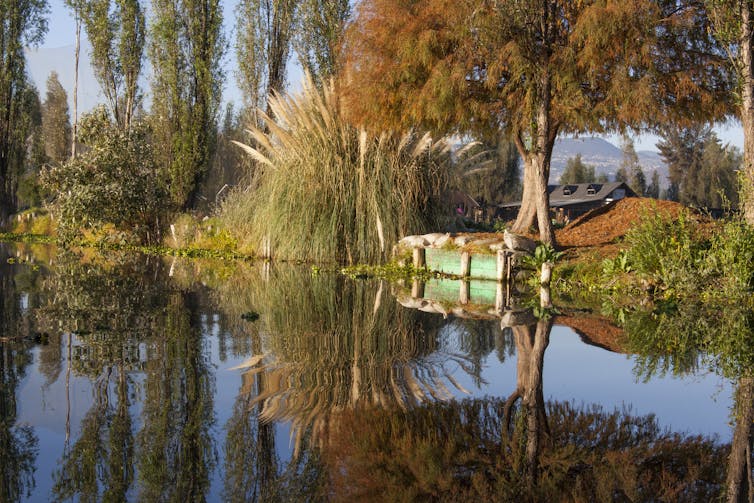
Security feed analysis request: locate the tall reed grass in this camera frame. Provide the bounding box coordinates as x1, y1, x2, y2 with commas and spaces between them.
221, 74, 451, 264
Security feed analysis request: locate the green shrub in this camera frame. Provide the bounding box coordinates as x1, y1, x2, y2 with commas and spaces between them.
41, 107, 167, 244
221, 74, 451, 264
705, 219, 754, 296
623, 208, 705, 293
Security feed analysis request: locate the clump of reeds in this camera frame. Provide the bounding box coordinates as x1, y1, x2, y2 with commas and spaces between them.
221, 73, 451, 264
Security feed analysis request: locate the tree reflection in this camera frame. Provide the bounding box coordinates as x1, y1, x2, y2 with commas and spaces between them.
623, 300, 754, 502
324, 299, 727, 501
223, 267, 469, 453
0, 245, 38, 502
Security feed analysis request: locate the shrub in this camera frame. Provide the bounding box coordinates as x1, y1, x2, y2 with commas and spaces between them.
623, 208, 705, 293
705, 219, 754, 296
221, 74, 451, 264
41, 107, 166, 244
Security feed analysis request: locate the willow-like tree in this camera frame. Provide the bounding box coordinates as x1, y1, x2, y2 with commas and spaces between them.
0, 0, 48, 221
81, 0, 145, 130
150, 0, 224, 209
344, 0, 732, 245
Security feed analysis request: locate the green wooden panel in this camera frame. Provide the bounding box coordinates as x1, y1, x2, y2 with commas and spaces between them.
468, 254, 498, 280
423, 278, 499, 306
425, 248, 463, 275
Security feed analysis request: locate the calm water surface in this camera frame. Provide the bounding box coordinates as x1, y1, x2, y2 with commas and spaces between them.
0, 243, 744, 501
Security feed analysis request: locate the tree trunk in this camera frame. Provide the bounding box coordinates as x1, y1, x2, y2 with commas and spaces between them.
726, 376, 754, 503
512, 155, 537, 232
71, 17, 80, 159
742, 1, 754, 225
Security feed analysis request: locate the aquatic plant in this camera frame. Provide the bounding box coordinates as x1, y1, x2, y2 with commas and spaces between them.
221, 73, 451, 264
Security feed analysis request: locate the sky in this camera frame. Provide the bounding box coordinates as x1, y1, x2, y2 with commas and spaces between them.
37, 0, 745, 153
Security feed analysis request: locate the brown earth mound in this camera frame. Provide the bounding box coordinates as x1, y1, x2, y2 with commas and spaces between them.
555, 314, 627, 354
555, 197, 689, 248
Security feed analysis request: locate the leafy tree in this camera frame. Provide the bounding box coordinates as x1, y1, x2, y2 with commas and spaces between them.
149, 0, 225, 209
457, 134, 521, 205
41, 71, 71, 164
559, 154, 597, 185
293, 0, 350, 82
657, 125, 709, 203
0, 0, 48, 220
41, 107, 166, 243
705, 0, 754, 224
620, 137, 647, 196
80, 0, 146, 129
646, 169, 661, 199
235, 0, 297, 124
343, 0, 732, 245
697, 133, 741, 208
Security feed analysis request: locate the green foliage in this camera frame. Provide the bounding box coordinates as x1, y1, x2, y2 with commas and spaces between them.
0, 0, 48, 219
221, 75, 451, 264
559, 154, 600, 184
40, 108, 166, 244
523, 244, 564, 271
705, 219, 754, 296
294, 0, 350, 82
150, 0, 225, 208
80, 0, 145, 129
623, 208, 705, 293
41, 71, 71, 164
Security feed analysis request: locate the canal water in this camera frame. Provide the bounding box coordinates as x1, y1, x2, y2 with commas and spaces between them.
0, 243, 744, 501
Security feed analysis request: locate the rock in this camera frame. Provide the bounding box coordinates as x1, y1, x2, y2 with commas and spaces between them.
424, 233, 451, 248
503, 230, 537, 253
399, 235, 430, 248
453, 235, 474, 246
489, 241, 506, 251
500, 308, 536, 328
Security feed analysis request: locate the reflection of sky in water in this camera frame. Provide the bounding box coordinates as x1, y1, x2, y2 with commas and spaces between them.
441, 322, 733, 440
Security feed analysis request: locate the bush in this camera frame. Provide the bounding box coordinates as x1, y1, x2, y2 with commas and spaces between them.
41, 108, 166, 244
623, 208, 706, 293
221, 74, 451, 264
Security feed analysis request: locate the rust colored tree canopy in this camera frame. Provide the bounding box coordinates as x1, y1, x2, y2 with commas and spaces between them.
343, 0, 733, 245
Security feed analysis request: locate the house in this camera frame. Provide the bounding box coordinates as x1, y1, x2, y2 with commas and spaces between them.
496, 182, 637, 222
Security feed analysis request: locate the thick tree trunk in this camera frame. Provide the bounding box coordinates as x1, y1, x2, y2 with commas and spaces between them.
742, 1, 754, 226
726, 376, 754, 503
513, 155, 538, 232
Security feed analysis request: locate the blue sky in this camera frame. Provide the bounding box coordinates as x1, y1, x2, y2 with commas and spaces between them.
39, 0, 745, 153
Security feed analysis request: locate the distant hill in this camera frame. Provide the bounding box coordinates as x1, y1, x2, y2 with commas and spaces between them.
551, 137, 668, 189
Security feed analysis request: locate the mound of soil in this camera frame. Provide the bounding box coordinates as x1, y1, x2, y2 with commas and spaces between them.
555, 197, 689, 248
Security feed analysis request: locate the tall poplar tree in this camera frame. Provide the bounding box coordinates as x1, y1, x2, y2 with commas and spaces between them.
41, 71, 71, 165
235, 0, 297, 124
344, 0, 732, 245
81, 0, 145, 130
150, 0, 225, 209
0, 0, 48, 221
294, 0, 351, 82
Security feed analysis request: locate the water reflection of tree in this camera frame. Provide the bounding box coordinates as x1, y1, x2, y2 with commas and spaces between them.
26, 252, 218, 502
324, 305, 726, 502
0, 245, 39, 502
624, 300, 754, 502
223, 268, 473, 451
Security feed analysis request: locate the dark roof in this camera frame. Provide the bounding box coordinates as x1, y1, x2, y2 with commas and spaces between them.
499, 182, 636, 209
548, 182, 636, 207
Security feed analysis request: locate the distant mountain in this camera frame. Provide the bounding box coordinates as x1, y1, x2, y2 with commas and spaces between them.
25, 43, 103, 114
551, 137, 668, 189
